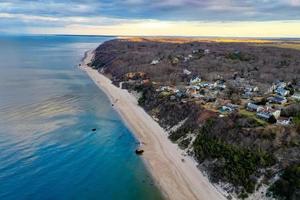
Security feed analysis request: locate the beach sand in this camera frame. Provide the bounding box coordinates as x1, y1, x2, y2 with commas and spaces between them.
80, 50, 226, 200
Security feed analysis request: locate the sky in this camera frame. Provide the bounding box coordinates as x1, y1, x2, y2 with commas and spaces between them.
0, 0, 300, 37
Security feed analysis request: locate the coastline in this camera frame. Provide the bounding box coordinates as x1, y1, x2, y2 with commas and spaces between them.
80, 50, 227, 200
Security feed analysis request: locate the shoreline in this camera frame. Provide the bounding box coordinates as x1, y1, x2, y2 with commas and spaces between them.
80, 50, 227, 200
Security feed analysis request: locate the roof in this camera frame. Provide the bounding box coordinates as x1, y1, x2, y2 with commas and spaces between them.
276, 87, 289, 93
269, 96, 287, 102
247, 102, 259, 109
257, 112, 272, 119
292, 93, 300, 97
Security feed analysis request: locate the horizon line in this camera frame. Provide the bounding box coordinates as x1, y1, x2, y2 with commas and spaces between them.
1, 33, 300, 40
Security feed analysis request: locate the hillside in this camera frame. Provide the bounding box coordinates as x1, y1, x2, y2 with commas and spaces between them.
90, 38, 300, 199
91, 38, 300, 91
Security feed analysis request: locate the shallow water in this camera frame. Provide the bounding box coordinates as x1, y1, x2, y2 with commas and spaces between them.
0, 35, 163, 200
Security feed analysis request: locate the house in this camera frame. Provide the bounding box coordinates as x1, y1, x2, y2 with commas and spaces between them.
292, 93, 300, 101
257, 111, 273, 121
245, 86, 259, 93
209, 82, 218, 89
270, 109, 281, 119
184, 55, 193, 62
261, 107, 281, 119
268, 96, 287, 104
186, 87, 198, 96
183, 69, 192, 75
221, 106, 234, 113
199, 82, 209, 88
275, 81, 287, 89
275, 87, 290, 97
204, 49, 210, 54
221, 103, 239, 113
216, 84, 226, 90
227, 103, 239, 110
150, 59, 159, 65
192, 94, 204, 98
268, 84, 277, 93
277, 117, 292, 126
190, 77, 201, 85
247, 103, 263, 112
176, 90, 186, 98
257, 106, 281, 121
253, 86, 259, 92
243, 91, 254, 99
156, 86, 173, 92
214, 80, 226, 90
192, 85, 200, 90
125, 72, 146, 80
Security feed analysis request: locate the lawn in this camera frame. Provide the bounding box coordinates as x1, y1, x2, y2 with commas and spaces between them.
239, 109, 268, 126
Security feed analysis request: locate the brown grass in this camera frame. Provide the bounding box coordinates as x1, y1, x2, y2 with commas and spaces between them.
118, 36, 276, 44
254, 42, 300, 51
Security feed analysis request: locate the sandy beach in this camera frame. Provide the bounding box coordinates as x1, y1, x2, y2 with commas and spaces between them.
80, 50, 226, 200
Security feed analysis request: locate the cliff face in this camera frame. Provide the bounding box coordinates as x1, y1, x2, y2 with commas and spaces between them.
92, 39, 300, 90
92, 38, 300, 199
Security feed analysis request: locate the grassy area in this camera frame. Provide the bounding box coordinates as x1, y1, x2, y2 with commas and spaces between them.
239, 109, 268, 126
202, 103, 219, 112
123, 37, 274, 44
254, 42, 300, 51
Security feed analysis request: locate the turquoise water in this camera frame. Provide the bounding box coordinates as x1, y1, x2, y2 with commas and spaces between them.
0, 35, 163, 200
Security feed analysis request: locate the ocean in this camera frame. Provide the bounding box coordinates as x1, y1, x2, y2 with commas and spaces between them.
0, 35, 163, 200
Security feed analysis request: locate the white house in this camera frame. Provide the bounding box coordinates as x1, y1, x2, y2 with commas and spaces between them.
222, 106, 234, 113
151, 59, 159, 65
277, 117, 292, 126
271, 110, 281, 119
247, 103, 263, 112
275, 88, 290, 97
183, 69, 192, 75
190, 77, 201, 85
292, 93, 300, 101
192, 85, 200, 90
276, 81, 287, 89
199, 82, 209, 88
263, 107, 281, 119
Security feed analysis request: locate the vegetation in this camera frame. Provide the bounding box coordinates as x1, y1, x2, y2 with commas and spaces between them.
239, 109, 267, 127
281, 102, 300, 131
268, 163, 300, 200
256, 42, 300, 51
91, 39, 300, 198
226, 51, 253, 62
294, 113, 300, 132
178, 137, 192, 149
92, 39, 300, 86
193, 120, 275, 193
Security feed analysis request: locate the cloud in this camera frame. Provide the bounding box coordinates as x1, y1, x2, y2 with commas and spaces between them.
0, 0, 299, 36
30, 19, 300, 38
1, 0, 299, 21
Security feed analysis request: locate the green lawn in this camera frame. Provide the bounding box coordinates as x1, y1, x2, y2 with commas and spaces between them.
239, 109, 268, 126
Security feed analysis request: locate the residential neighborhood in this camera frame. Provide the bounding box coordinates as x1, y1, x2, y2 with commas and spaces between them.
120, 65, 298, 127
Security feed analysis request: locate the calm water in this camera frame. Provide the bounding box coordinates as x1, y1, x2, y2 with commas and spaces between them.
0, 35, 162, 200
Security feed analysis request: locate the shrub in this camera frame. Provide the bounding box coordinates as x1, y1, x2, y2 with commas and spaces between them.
193, 121, 276, 193
268, 163, 300, 200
